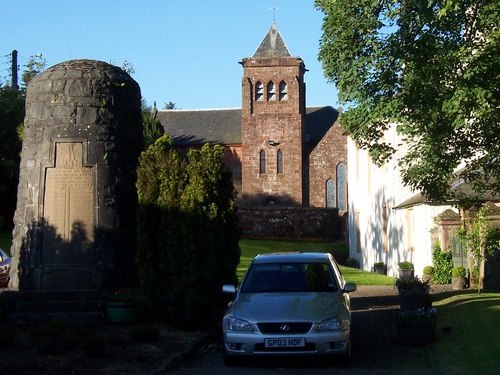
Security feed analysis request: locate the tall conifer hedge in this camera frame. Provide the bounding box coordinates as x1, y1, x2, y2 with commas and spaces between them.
136, 135, 240, 328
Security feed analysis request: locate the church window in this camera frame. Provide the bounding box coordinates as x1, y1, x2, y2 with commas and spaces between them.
279, 81, 288, 101
259, 149, 266, 174
277, 149, 283, 174
326, 178, 336, 208
267, 81, 276, 101
255, 81, 264, 101
337, 163, 347, 211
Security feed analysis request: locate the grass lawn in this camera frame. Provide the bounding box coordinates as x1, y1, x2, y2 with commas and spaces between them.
238, 238, 395, 286
0, 229, 12, 255
429, 291, 500, 374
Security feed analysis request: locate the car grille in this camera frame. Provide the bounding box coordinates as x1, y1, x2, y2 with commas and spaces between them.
257, 322, 312, 334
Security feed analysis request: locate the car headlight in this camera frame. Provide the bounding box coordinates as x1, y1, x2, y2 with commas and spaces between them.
317, 317, 348, 331
223, 317, 256, 332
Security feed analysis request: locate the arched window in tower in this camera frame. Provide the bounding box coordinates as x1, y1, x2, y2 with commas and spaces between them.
326, 178, 336, 208
267, 81, 276, 101
255, 81, 264, 101
279, 80, 288, 101
277, 149, 283, 174
337, 163, 347, 211
259, 149, 266, 174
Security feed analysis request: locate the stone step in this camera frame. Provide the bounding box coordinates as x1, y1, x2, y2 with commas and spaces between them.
7, 311, 105, 327
1, 290, 107, 326
13, 299, 102, 313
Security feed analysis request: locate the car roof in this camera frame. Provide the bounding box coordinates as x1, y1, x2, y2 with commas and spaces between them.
251, 252, 333, 264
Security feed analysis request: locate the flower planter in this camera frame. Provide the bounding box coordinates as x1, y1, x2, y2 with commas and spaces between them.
399, 294, 432, 311
374, 265, 387, 275
397, 321, 437, 345
451, 276, 467, 290
398, 268, 414, 279
106, 301, 140, 323
469, 277, 480, 289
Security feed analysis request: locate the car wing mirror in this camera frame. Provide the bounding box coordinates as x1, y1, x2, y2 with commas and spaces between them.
343, 282, 357, 293
222, 284, 237, 294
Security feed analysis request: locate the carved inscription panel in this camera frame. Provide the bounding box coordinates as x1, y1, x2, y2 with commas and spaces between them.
43, 143, 94, 264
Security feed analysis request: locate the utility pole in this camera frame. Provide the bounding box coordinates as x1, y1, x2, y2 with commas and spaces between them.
11, 49, 18, 90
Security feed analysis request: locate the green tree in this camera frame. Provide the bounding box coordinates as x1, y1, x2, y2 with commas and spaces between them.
316, 0, 500, 200
459, 205, 500, 294
21, 53, 46, 88
163, 101, 176, 110
141, 99, 164, 149
136, 135, 240, 328
0, 85, 24, 229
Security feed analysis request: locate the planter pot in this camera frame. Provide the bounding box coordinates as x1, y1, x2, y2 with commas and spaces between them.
374, 265, 387, 275
106, 301, 140, 323
422, 274, 432, 284
397, 321, 437, 345
469, 277, 480, 289
399, 294, 432, 311
451, 276, 467, 290
399, 269, 414, 279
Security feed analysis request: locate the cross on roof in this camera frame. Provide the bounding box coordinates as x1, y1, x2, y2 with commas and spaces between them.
270, 5, 278, 24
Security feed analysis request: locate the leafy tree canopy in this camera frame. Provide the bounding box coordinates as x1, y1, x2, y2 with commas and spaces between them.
316, 0, 500, 200
21, 53, 46, 88
0, 85, 24, 228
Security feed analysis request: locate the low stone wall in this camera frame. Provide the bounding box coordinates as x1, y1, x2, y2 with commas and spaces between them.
237, 207, 346, 241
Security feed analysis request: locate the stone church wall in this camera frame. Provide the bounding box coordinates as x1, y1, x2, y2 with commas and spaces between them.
238, 207, 344, 241
308, 121, 347, 207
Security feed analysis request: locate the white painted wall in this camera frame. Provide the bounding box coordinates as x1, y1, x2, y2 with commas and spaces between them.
347, 129, 457, 278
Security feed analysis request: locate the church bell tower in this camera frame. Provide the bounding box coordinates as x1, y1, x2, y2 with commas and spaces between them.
240, 24, 306, 205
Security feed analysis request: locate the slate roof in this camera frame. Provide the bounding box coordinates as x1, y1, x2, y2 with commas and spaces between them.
393, 183, 500, 210
156, 106, 339, 147
253, 24, 292, 58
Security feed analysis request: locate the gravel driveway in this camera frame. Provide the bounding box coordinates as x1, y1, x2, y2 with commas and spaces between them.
167, 285, 457, 375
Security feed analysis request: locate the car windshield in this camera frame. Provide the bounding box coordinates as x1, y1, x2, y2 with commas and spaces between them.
240, 262, 338, 293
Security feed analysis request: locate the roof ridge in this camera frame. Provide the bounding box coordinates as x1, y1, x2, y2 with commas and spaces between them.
157, 107, 241, 113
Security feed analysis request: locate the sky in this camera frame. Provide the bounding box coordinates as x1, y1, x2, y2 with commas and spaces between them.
1, 0, 339, 110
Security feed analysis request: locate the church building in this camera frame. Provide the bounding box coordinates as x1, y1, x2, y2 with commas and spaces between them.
157, 24, 347, 211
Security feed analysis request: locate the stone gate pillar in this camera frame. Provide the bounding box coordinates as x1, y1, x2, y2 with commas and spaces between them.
9, 60, 143, 291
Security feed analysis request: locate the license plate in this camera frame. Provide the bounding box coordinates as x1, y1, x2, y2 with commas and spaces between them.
264, 337, 305, 348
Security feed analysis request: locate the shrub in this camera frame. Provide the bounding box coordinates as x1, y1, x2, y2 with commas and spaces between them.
345, 257, 359, 268
432, 242, 453, 284
136, 136, 240, 328
395, 276, 430, 296
452, 266, 467, 278
398, 261, 414, 269
374, 262, 385, 267
423, 266, 434, 275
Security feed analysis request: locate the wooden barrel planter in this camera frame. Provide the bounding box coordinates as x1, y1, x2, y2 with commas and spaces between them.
397, 320, 437, 345
399, 294, 433, 311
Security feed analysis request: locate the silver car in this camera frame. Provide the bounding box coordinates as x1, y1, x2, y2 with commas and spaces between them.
222, 252, 356, 365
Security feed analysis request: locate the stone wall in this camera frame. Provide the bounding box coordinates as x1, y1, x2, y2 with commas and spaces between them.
238, 207, 345, 241
241, 57, 306, 205
308, 120, 348, 208
9, 59, 142, 291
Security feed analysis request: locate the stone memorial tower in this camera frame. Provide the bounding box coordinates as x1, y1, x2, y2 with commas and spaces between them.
9, 60, 143, 291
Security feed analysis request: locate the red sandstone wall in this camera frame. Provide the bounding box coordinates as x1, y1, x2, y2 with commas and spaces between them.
241, 58, 305, 205
308, 122, 347, 207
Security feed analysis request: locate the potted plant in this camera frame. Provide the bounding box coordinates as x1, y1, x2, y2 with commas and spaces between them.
373, 262, 387, 275
398, 261, 414, 279
451, 266, 467, 290
395, 275, 432, 311
422, 266, 434, 284
396, 307, 437, 345
105, 289, 143, 323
